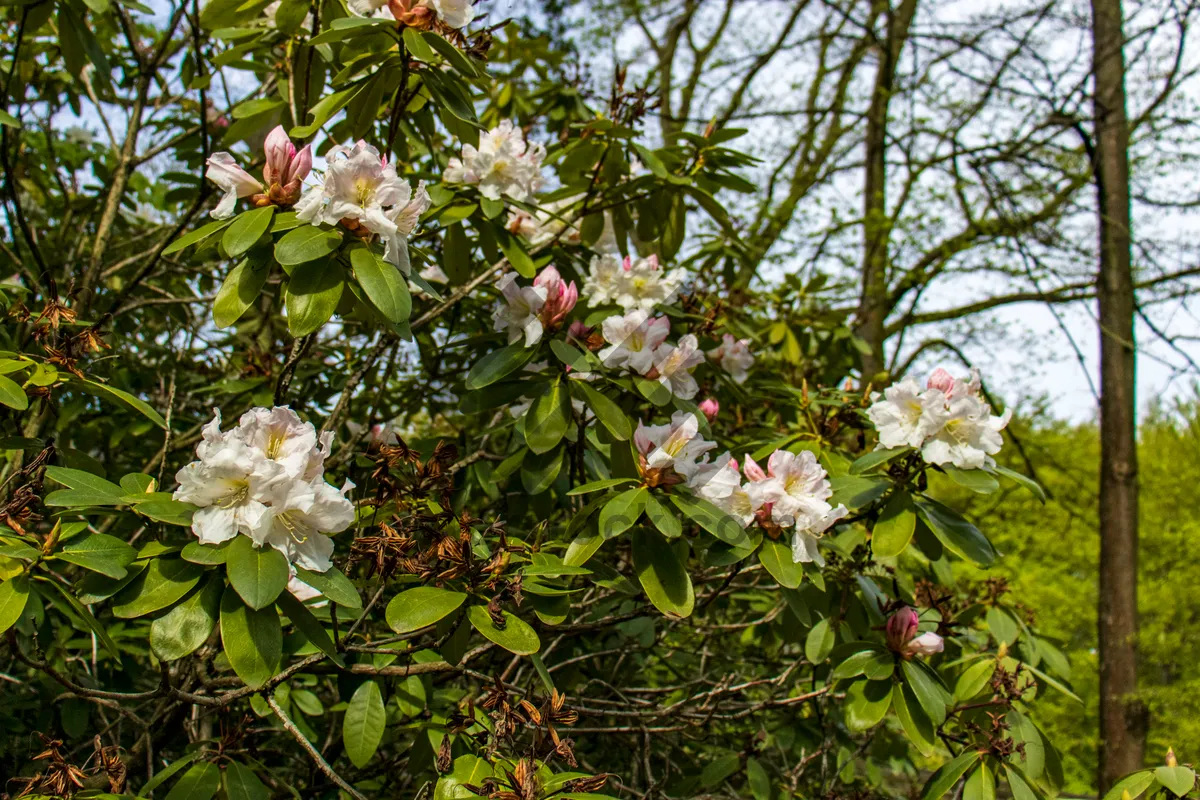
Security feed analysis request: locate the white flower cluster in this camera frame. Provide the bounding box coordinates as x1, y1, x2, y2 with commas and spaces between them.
706, 334, 754, 384
295, 141, 429, 273
635, 413, 847, 565
444, 121, 546, 203
173, 407, 355, 574
583, 253, 684, 313
866, 367, 1011, 469
600, 310, 704, 400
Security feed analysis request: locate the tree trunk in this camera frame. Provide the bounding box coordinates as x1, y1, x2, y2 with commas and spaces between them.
1090, 0, 1145, 790
857, 0, 917, 383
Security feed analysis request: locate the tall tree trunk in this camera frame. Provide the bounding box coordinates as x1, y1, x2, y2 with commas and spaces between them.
857, 0, 917, 382
1091, 0, 1145, 789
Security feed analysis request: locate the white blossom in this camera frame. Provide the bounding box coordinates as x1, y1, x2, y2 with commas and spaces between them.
582, 254, 624, 306
295, 141, 426, 272
598, 310, 670, 374
173, 407, 355, 573
865, 377, 947, 450
506, 195, 582, 247
443, 120, 546, 202
492, 273, 547, 346
612, 255, 684, 313
650, 334, 704, 400
634, 411, 716, 481
431, 0, 474, 27
755, 450, 848, 566
205, 153, 262, 220
707, 334, 754, 384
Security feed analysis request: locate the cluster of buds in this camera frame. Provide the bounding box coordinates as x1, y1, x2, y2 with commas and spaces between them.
886, 606, 944, 659
534, 266, 578, 332
204, 125, 312, 218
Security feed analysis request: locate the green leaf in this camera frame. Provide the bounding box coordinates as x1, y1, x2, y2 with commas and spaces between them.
226, 534, 290, 610
44, 488, 124, 507
521, 449, 562, 495
435, 755, 494, 800
525, 378, 570, 454
214, 257, 270, 329
35, 577, 121, 658
163, 762, 221, 800
72, 377, 167, 428
805, 618, 835, 663
0, 109, 20, 128
112, 558, 203, 618
45, 466, 124, 497
138, 752, 200, 798
182, 540, 233, 565
987, 606, 1019, 644
1101, 771, 1157, 800
644, 492, 682, 538
921, 750, 983, 800
845, 678, 892, 731
223, 761, 270, 800
275, 226, 343, 265
943, 465, 1000, 494
566, 478, 636, 496
954, 658, 996, 702
992, 465, 1047, 502
850, 447, 910, 475
747, 757, 771, 800
574, 381, 631, 440
286, 258, 345, 336
351, 244, 412, 323
872, 491, 917, 559
277, 590, 344, 666
343, 679, 386, 768
631, 529, 694, 618
964, 761, 996, 800
892, 682, 938, 757
291, 85, 364, 137
915, 498, 996, 566
294, 566, 362, 608
465, 342, 532, 390
1156, 767, 1196, 797
467, 605, 541, 655
220, 586, 282, 689
830, 645, 893, 681
57, 533, 136, 578
902, 658, 950, 725
136, 499, 197, 526
758, 537, 803, 589
151, 574, 223, 661
0, 375, 28, 410
442, 217, 472, 282
1004, 765, 1042, 800
385, 586, 468, 634
163, 219, 230, 255
563, 528, 604, 568
222, 206, 275, 257
670, 493, 749, 547
700, 753, 741, 789
497, 231, 536, 278
402, 26, 436, 61
598, 487, 647, 539
1023, 662, 1083, 703
0, 575, 30, 634
421, 30, 480, 77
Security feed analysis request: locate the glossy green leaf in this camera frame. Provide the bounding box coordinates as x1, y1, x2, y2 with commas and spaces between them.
758, 537, 803, 588
294, 566, 362, 608
152, 574, 223, 661
467, 605, 541, 655
112, 558, 203, 618
1100, 771, 1157, 800
525, 378, 570, 454
137, 752, 200, 798
275, 226, 343, 265
0, 575, 30, 634
1155, 766, 1196, 797
921, 750, 983, 800
351, 244, 411, 323
670, 493, 749, 546
901, 658, 950, 725
386, 586, 468, 634
343, 679, 386, 768
164, 762, 220, 800
915, 498, 996, 566
872, 491, 917, 559
222, 206, 275, 257
805, 618, 835, 663
286, 258, 345, 336
72, 377, 167, 428
599, 487, 647, 539
163, 219, 231, 255
214, 257, 270, 328
963, 761, 996, 800
631, 529, 693, 618
277, 589, 344, 666
844, 678, 892, 731
644, 492, 682, 538
466, 342, 531, 390
0, 375, 28, 410
892, 682, 938, 757
575, 381, 631, 440
220, 586, 282, 689
57, 533, 137, 578
566, 478, 636, 496
943, 464, 1000, 494
227, 534, 290, 610
223, 761, 270, 800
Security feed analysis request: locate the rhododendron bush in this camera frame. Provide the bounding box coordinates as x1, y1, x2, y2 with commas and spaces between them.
0, 2, 1162, 799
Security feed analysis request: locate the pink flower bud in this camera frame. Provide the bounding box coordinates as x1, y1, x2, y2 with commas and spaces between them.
288, 144, 312, 184
535, 265, 578, 329
263, 125, 296, 186
568, 320, 591, 340
644, 254, 659, 271
698, 397, 720, 422
743, 454, 767, 482
886, 607, 921, 653
926, 368, 955, 395
622, 255, 634, 272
